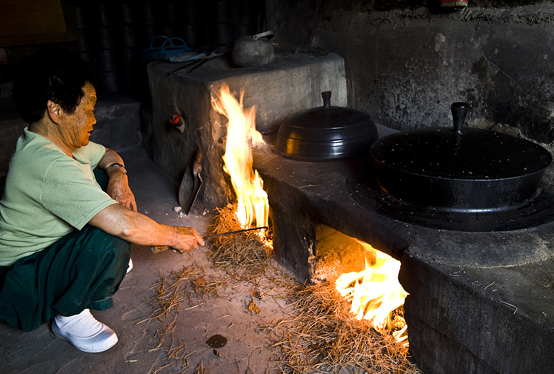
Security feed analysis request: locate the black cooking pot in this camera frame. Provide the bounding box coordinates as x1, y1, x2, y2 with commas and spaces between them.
275, 91, 378, 161
370, 103, 553, 212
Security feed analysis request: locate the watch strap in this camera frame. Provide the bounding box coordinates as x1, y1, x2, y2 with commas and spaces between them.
105, 162, 127, 175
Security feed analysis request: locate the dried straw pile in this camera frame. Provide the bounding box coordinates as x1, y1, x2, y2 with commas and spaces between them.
144, 203, 420, 373
207, 204, 272, 281
262, 282, 421, 374
207, 203, 419, 373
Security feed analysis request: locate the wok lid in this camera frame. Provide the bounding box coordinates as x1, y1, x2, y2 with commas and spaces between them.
371, 103, 552, 181
276, 91, 378, 161
370, 103, 553, 212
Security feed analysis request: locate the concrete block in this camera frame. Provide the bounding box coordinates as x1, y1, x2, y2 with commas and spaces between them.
89, 97, 143, 153
400, 253, 554, 374
266, 175, 317, 282
147, 53, 347, 208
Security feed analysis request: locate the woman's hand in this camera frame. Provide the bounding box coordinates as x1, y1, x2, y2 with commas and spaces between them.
171, 226, 205, 253
107, 171, 137, 211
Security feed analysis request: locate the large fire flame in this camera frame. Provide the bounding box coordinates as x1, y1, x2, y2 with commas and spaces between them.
335, 241, 408, 342
212, 84, 269, 232
211, 85, 406, 341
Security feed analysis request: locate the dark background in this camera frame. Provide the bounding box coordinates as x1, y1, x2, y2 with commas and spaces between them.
2, 0, 554, 146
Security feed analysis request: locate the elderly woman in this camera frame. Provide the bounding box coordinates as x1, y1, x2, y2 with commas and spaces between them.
0, 49, 203, 353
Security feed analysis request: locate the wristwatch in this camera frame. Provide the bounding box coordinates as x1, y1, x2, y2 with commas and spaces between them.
105, 162, 127, 175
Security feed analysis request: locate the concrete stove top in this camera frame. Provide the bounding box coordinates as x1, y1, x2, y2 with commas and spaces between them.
253, 136, 554, 374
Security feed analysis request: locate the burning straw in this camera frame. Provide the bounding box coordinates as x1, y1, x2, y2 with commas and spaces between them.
206, 205, 418, 372
207, 203, 272, 281
261, 281, 421, 374
143, 228, 418, 373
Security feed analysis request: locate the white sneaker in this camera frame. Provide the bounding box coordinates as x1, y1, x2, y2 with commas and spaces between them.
126, 258, 133, 274
52, 309, 118, 353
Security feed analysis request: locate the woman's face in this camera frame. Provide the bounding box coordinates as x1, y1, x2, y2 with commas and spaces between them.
60, 81, 97, 150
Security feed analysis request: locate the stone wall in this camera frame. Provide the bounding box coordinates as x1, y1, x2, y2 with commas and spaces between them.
273, 0, 554, 150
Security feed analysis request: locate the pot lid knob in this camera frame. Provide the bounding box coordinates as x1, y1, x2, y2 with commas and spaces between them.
322, 91, 331, 108
451, 102, 470, 134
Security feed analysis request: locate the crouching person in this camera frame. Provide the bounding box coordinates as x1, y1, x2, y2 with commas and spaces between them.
0, 49, 203, 353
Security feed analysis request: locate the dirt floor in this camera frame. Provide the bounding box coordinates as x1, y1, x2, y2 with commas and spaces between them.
0, 150, 300, 374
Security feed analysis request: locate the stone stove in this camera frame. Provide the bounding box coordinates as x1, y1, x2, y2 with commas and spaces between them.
253, 135, 554, 374
148, 54, 554, 374
146, 52, 348, 209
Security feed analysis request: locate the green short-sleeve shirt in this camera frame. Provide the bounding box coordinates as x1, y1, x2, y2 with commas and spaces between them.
0, 128, 117, 266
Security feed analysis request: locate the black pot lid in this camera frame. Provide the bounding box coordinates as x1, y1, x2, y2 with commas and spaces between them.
371, 103, 552, 180
281, 92, 375, 138
275, 91, 378, 160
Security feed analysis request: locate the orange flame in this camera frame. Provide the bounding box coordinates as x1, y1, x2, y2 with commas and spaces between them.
335, 241, 408, 341
212, 84, 269, 232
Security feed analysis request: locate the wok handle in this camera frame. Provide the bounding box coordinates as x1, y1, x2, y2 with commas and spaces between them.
451, 102, 470, 134
322, 91, 331, 108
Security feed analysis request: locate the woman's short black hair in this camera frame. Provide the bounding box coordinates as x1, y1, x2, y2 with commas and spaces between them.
11, 48, 94, 124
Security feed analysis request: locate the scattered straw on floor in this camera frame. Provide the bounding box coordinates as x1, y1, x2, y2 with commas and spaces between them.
260, 281, 422, 374
193, 361, 209, 374
139, 262, 224, 373
144, 203, 421, 373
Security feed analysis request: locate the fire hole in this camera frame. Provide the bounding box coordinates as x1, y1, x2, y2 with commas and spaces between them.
316, 226, 408, 343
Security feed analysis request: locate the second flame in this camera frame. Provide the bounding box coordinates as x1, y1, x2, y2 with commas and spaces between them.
335, 242, 408, 341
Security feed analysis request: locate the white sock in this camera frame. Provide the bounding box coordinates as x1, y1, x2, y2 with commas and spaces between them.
54, 309, 104, 338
